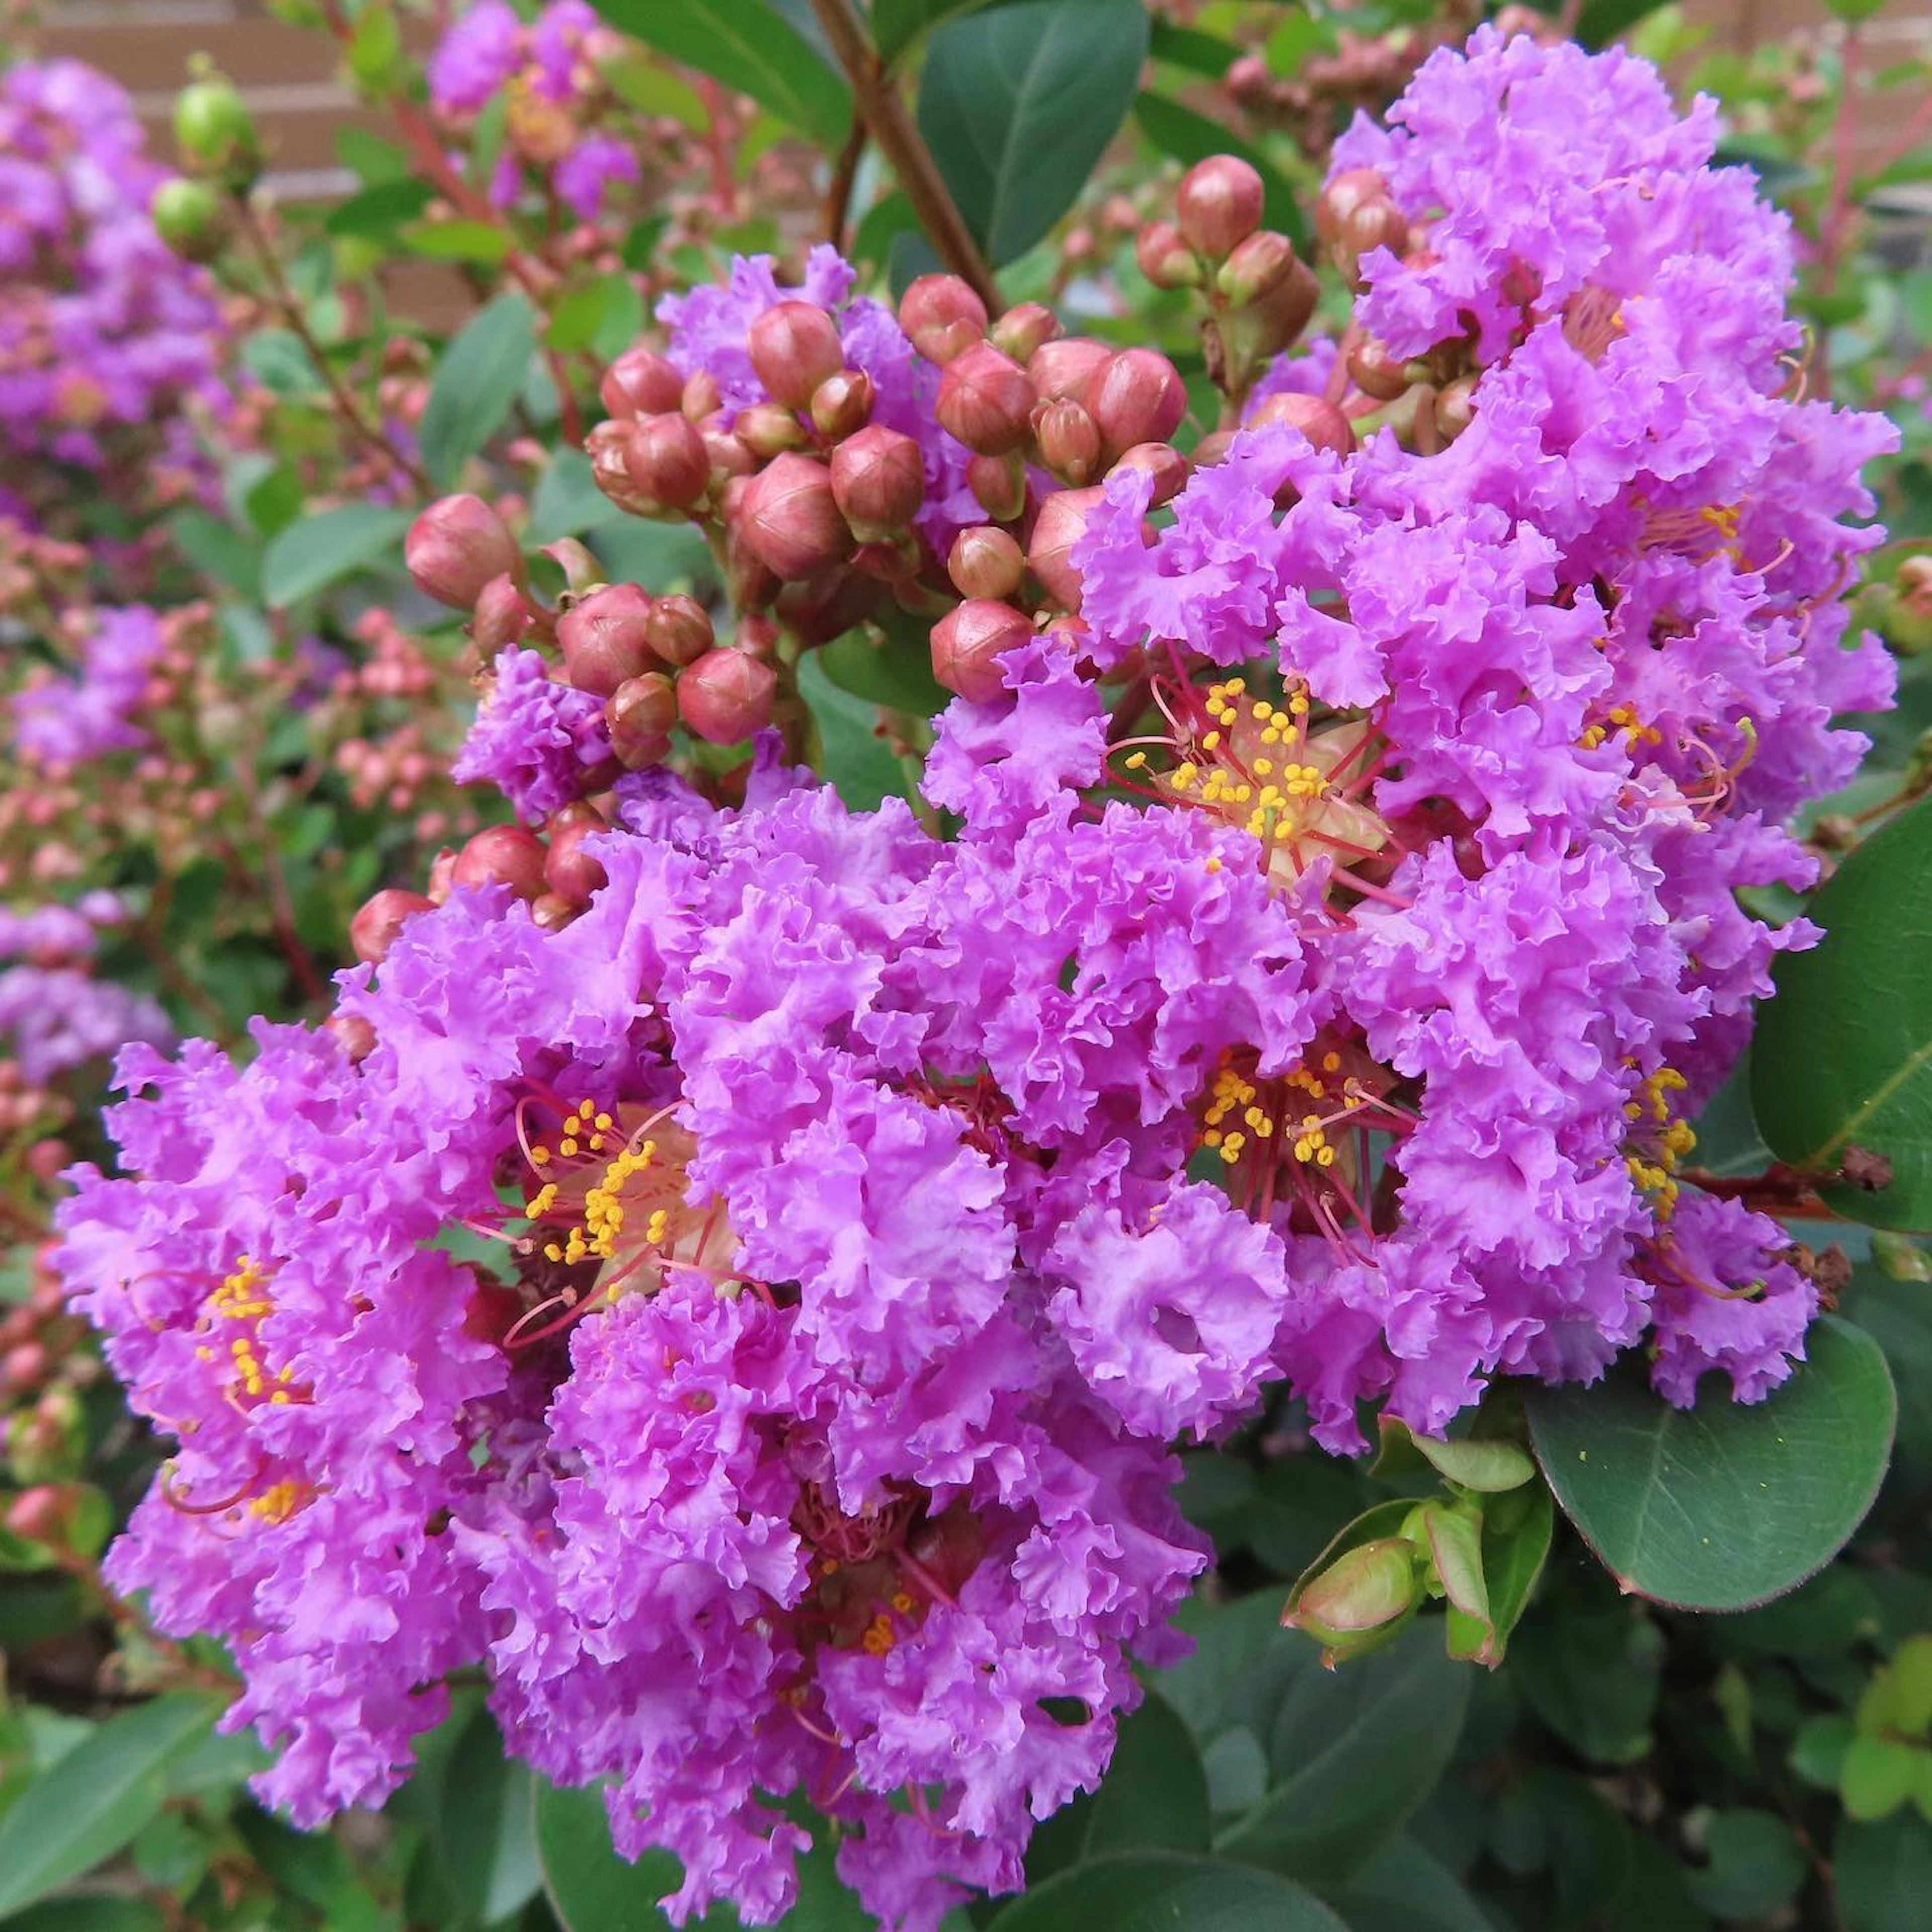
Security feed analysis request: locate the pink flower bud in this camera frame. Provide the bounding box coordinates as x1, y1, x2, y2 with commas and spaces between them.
1316, 168, 1390, 249
1192, 428, 1236, 470
5, 1484, 64, 1541
700, 416, 757, 487
1433, 377, 1478, 442
967, 452, 1026, 522
990, 302, 1058, 363
948, 526, 1025, 601
1243, 254, 1320, 356
1136, 220, 1201, 290
557, 583, 656, 696
681, 368, 721, 422
1026, 486, 1103, 611
749, 301, 846, 409
1109, 442, 1189, 506
931, 599, 1032, 704
937, 343, 1038, 456
325, 1013, 376, 1064
606, 672, 677, 767
1340, 198, 1410, 284
810, 368, 874, 441
599, 346, 684, 420
643, 594, 714, 667
1176, 155, 1264, 259
626, 412, 711, 510
899, 274, 988, 364
678, 648, 779, 743
406, 495, 521, 609
471, 573, 533, 653
426, 847, 458, 904
545, 816, 610, 904
1217, 229, 1296, 305
1249, 390, 1357, 457
351, 887, 437, 964
452, 825, 549, 901
531, 893, 580, 932
1081, 349, 1187, 465
740, 452, 852, 578
2, 1343, 48, 1395
1028, 336, 1113, 402
1348, 337, 1409, 401
735, 403, 810, 460
1032, 396, 1102, 484
829, 425, 925, 541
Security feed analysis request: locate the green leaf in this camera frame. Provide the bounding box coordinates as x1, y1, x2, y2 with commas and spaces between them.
1842, 1734, 1924, 1822
917, 0, 1151, 266
420, 293, 539, 490
167, 508, 260, 596
1528, 1317, 1896, 1611
799, 653, 915, 812
402, 219, 514, 265
590, 0, 851, 147
1511, 1603, 1662, 1764
325, 177, 435, 238
1834, 1815, 1932, 1931
434, 1707, 543, 1927
0, 1903, 169, 1932
533, 1777, 731, 1930
528, 450, 612, 544
1132, 93, 1307, 248
1576, 0, 1674, 47
1792, 1712, 1857, 1788
1323, 1835, 1498, 1932
1406, 1429, 1537, 1494
0, 1693, 223, 1914
1752, 794, 1932, 1229
1215, 1623, 1471, 1882
987, 1850, 1347, 1932
1028, 1688, 1210, 1882
817, 620, 952, 716
873, 0, 1024, 62
262, 503, 413, 607
1149, 20, 1239, 77
1448, 1482, 1552, 1667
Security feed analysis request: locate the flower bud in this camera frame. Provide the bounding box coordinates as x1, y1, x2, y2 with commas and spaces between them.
967, 452, 1026, 523
1348, 337, 1409, 402
937, 343, 1038, 456
1340, 198, 1410, 283
351, 888, 437, 964
1109, 441, 1189, 506
1028, 336, 1113, 403
1136, 220, 1201, 290
1316, 167, 1390, 249
643, 594, 714, 667
452, 825, 550, 900
948, 526, 1025, 602
326, 1013, 377, 1063
829, 426, 926, 541
605, 672, 677, 766
5, 1484, 64, 1542
599, 346, 685, 420
174, 73, 257, 178
990, 302, 1058, 363
681, 368, 721, 422
1217, 229, 1296, 306
471, 573, 535, 653
1032, 397, 1102, 485
531, 892, 579, 932
1433, 376, 1478, 443
426, 847, 458, 903
1249, 390, 1357, 457
899, 274, 988, 364
700, 416, 756, 487
678, 649, 779, 744
545, 817, 610, 904
735, 613, 781, 663
1176, 155, 1264, 259
150, 177, 226, 261
932, 599, 1032, 704
1243, 255, 1320, 356
1191, 428, 1237, 470
625, 412, 712, 510
1283, 1537, 1423, 1661
1026, 487, 1102, 611
557, 583, 656, 696
740, 452, 852, 578
1081, 349, 1187, 465
735, 402, 810, 460
749, 301, 846, 409
406, 495, 521, 609
810, 368, 874, 441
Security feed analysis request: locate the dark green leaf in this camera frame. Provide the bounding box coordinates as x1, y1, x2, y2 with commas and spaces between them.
917, 0, 1151, 265
0, 1903, 169, 1932
1132, 94, 1307, 249
1528, 1317, 1896, 1610
1576, 0, 1673, 48
1752, 794, 1932, 1229
528, 451, 612, 544
262, 504, 412, 608
166, 508, 260, 596
988, 1850, 1347, 1932
533, 1777, 730, 1929
1511, 1605, 1662, 1765
0, 1693, 223, 1914
434, 1707, 543, 1926
873, 0, 1026, 62
1149, 20, 1238, 77
1215, 1622, 1471, 1882
1834, 1815, 1932, 1932
1324, 1834, 1497, 1932
420, 293, 539, 490
817, 621, 951, 716
325, 178, 435, 238
590, 0, 851, 146
799, 653, 914, 812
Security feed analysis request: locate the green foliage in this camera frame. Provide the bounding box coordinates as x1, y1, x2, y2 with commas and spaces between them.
261, 502, 414, 606
419, 292, 541, 490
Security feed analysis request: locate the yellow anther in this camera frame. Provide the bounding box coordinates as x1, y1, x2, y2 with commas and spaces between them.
1204, 855, 1223, 874
1125, 750, 1147, 769
529, 1145, 551, 1165
559, 1137, 579, 1158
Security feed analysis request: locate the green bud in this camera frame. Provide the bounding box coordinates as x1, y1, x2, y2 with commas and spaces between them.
1284, 1536, 1423, 1662
175, 72, 258, 180
150, 177, 227, 262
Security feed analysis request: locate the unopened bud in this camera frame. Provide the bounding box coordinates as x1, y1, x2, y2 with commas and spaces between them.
643, 593, 714, 666
625, 412, 711, 511
932, 599, 1032, 704
700, 417, 756, 487
1340, 198, 1410, 283
1136, 219, 1201, 290
967, 452, 1026, 522
2, 1342, 48, 1395
545, 817, 610, 904
1243, 255, 1320, 356
1081, 349, 1187, 465
735, 402, 810, 460
740, 452, 852, 578
1348, 337, 1409, 402
1109, 442, 1189, 507
150, 176, 226, 261
1029, 336, 1114, 403
406, 495, 521, 609
990, 302, 1058, 363
1433, 376, 1478, 443
599, 346, 685, 420
1176, 155, 1264, 259
174, 73, 256, 178
351, 888, 437, 964
948, 526, 1025, 602
937, 343, 1038, 456
1026, 487, 1103, 611
899, 274, 988, 364
426, 847, 459, 904
810, 368, 875, 441
1316, 167, 1390, 249
325, 1013, 377, 1063
5, 1485, 64, 1542
678, 649, 779, 744
470, 573, 534, 653
830, 426, 926, 541
1249, 390, 1357, 458
605, 671, 677, 766
1217, 229, 1296, 306
557, 583, 655, 696
453, 825, 550, 901
1032, 397, 1102, 484
681, 368, 721, 422
749, 301, 846, 410
1284, 1537, 1423, 1659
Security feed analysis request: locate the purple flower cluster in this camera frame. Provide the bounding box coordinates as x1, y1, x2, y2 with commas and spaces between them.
452, 646, 612, 821
428, 1, 641, 222
0, 58, 229, 475
0, 891, 170, 1084
12, 603, 166, 768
